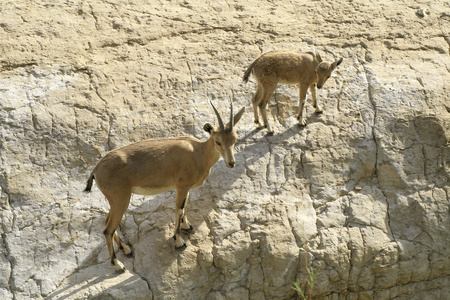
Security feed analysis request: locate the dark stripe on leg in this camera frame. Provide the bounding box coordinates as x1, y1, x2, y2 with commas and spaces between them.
180, 198, 186, 209
111, 251, 117, 265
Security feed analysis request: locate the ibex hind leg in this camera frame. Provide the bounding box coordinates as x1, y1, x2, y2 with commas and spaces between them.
251, 84, 263, 127
104, 228, 126, 273
259, 83, 277, 135
103, 193, 131, 273
114, 231, 133, 257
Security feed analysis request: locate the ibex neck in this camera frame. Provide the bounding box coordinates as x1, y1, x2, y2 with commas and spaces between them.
205, 136, 221, 168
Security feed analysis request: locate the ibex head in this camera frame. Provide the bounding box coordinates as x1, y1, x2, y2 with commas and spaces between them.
204, 100, 245, 168
315, 53, 343, 89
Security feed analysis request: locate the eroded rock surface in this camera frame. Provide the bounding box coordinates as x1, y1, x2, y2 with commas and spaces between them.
0, 0, 449, 299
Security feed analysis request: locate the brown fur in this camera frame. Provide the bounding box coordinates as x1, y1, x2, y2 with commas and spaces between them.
84, 103, 244, 272
243, 50, 343, 134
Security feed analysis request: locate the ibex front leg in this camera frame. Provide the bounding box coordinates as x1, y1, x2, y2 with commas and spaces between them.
310, 83, 323, 114
180, 192, 193, 234
297, 84, 309, 127
173, 188, 190, 250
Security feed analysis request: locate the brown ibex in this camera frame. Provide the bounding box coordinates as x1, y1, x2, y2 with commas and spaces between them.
84, 101, 245, 272
243, 50, 343, 134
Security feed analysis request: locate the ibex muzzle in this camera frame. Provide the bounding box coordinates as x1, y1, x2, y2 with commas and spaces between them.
208, 100, 241, 168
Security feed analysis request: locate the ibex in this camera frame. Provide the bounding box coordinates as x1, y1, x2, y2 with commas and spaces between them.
243, 50, 343, 134
84, 101, 245, 273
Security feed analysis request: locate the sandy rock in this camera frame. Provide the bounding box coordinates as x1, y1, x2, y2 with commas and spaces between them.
0, 0, 449, 299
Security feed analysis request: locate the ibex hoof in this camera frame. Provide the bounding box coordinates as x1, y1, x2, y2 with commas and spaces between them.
125, 249, 134, 258
315, 110, 323, 115
120, 244, 133, 257
255, 121, 264, 130
266, 131, 274, 136
113, 260, 126, 273
175, 244, 187, 251
298, 123, 306, 128
182, 225, 194, 234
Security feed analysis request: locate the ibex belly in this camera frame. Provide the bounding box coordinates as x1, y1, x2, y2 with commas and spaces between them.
278, 78, 300, 84
277, 70, 301, 85
131, 185, 175, 196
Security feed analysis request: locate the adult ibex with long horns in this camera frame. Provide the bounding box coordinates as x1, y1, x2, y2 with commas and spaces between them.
84, 101, 245, 272
243, 50, 343, 134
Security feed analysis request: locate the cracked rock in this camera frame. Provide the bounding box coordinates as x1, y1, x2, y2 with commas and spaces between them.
0, 0, 449, 299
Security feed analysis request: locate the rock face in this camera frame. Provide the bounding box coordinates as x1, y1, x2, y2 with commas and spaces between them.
0, 0, 449, 299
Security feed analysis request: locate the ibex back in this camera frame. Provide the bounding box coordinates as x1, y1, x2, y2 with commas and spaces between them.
243, 50, 343, 134
84, 101, 245, 273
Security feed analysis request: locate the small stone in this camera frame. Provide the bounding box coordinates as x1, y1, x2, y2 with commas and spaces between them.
416, 8, 430, 18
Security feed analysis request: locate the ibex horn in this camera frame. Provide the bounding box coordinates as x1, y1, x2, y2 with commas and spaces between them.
229, 92, 234, 130
210, 100, 225, 132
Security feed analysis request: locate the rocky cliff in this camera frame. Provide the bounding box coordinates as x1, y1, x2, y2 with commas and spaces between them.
0, 0, 449, 299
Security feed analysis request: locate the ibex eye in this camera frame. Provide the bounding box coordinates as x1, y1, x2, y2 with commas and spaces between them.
215, 141, 222, 146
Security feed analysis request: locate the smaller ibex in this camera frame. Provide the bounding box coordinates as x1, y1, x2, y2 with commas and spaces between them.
84, 101, 245, 273
243, 50, 343, 134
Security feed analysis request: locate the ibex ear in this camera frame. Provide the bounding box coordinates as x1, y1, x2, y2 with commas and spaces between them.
332, 58, 343, 69
204, 123, 214, 134
316, 52, 323, 63
233, 107, 245, 126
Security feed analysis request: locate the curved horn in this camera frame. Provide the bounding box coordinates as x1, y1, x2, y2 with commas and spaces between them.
210, 100, 225, 132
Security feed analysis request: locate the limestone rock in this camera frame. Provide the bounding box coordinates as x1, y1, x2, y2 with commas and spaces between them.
0, 0, 449, 299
